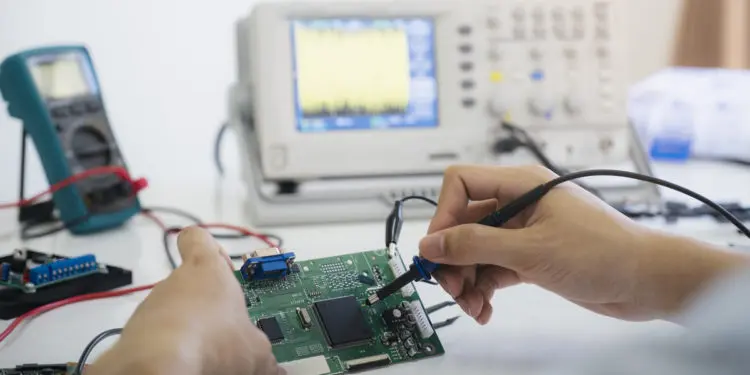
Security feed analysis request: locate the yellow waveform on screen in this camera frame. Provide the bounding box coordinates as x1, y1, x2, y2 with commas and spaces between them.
294, 27, 410, 117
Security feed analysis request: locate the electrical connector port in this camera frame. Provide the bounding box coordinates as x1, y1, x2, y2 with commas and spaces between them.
28, 254, 100, 285
241, 248, 296, 281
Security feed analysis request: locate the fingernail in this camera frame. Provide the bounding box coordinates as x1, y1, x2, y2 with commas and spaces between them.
419, 233, 444, 259
456, 297, 472, 317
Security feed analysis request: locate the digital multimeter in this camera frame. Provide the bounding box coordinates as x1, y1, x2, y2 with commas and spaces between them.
0, 45, 142, 234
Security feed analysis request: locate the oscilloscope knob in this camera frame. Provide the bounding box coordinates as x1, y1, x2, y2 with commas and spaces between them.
563, 94, 584, 115
488, 94, 510, 118
527, 95, 556, 117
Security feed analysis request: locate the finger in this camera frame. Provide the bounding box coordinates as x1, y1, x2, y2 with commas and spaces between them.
456, 285, 483, 319
475, 266, 521, 299
475, 295, 494, 325
433, 266, 466, 299
430, 165, 555, 235
428, 199, 497, 234
176, 226, 224, 265
420, 224, 538, 268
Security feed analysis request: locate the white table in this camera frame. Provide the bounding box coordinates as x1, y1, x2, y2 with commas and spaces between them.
0, 160, 748, 374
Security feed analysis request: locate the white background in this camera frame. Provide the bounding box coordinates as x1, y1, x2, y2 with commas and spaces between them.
0, 0, 683, 196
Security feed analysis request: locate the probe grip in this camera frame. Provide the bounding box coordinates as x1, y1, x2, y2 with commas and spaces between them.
385, 201, 404, 247
477, 184, 548, 227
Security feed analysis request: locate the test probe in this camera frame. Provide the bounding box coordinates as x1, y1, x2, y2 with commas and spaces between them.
367, 169, 750, 305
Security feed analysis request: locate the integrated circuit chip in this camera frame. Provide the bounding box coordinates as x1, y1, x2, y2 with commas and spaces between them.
257, 316, 284, 343
314, 296, 373, 348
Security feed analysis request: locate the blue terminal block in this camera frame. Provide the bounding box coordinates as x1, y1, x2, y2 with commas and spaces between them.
0, 263, 9, 282
28, 254, 98, 285
241, 251, 296, 281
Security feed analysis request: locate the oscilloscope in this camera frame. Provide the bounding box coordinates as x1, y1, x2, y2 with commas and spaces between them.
229, 0, 659, 225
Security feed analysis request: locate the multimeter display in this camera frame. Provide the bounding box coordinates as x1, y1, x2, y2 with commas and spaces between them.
27, 52, 97, 100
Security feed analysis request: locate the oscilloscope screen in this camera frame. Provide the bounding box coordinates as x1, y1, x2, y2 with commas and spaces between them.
290, 18, 439, 132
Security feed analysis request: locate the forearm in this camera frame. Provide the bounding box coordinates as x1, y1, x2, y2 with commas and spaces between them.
634, 230, 750, 320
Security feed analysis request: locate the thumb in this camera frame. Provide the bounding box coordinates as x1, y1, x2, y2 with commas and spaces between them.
176, 226, 230, 267
419, 224, 534, 268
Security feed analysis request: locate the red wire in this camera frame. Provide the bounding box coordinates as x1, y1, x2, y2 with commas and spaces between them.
200, 223, 276, 247
0, 284, 155, 344
0, 213, 276, 344
0, 166, 147, 209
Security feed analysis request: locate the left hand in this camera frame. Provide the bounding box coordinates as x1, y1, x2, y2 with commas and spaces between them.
87, 226, 285, 375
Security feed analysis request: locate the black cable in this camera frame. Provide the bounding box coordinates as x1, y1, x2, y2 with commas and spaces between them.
75, 328, 123, 374
425, 300, 457, 314
20, 214, 92, 240
214, 122, 229, 176
433, 316, 460, 330
400, 195, 438, 206
142, 206, 202, 225
514, 169, 750, 238
163, 226, 181, 270
496, 122, 605, 199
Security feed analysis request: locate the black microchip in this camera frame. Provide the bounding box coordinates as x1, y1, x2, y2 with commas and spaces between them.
314, 296, 373, 348
257, 317, 284, 343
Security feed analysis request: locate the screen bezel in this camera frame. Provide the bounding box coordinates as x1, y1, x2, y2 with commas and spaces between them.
26, 51, 98, 101
288, 17, 440, 133
249, 1, 489, 180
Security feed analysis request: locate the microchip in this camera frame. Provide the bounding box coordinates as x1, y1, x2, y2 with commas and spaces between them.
314, 296, 373, 348
257, 316, 284, 343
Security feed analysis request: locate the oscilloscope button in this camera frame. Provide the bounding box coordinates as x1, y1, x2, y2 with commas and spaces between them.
50, 107, 68, 118
459, 44, 473, 53
458, 25, 472, 35
69, 103, 86, 116
461, 80, 475, 89
462, 98, 476, 108
459, 62, 474, 71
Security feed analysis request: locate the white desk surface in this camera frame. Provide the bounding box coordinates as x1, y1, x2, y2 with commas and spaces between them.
1, 160, 749, 374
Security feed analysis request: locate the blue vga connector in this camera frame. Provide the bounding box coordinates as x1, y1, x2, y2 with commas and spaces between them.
240, 248, 296, 281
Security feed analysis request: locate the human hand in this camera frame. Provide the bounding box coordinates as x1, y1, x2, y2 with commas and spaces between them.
419, 165, 746, 324
87, 227, 284, 375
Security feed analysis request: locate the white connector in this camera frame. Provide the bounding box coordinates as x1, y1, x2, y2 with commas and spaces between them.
387, 250, 416, 297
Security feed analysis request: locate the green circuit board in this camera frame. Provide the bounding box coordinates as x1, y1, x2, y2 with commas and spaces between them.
236, 249, 444, 374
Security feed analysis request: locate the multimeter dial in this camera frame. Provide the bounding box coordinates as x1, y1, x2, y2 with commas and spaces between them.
70, 125, 112, 169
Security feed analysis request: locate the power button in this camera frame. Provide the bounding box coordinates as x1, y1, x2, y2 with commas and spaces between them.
268, 145, 287, 169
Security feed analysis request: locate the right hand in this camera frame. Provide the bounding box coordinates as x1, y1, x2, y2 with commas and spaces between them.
419, 165, 745, 324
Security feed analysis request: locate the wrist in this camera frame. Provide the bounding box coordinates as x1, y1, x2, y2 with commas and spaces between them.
634, 230, 749, 320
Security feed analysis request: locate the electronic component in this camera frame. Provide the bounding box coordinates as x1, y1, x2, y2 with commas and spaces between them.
0, 363, 79, 375
229, 0, 660, 227
0, 45, 145, 234
238, 249, 444, 373
314, 296, 373, 348
357, 273, 375, 286
0, 249, 132, 319
382, 307, 405, 329
344, 354, 391, 372
28, 254, 100, 286
257, 316, 284, 343
385, 253, 415, 297
409, 300, 435, 339
0, 250, 104, 293
296, 307, 312, 329
240, 247, 296, 281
